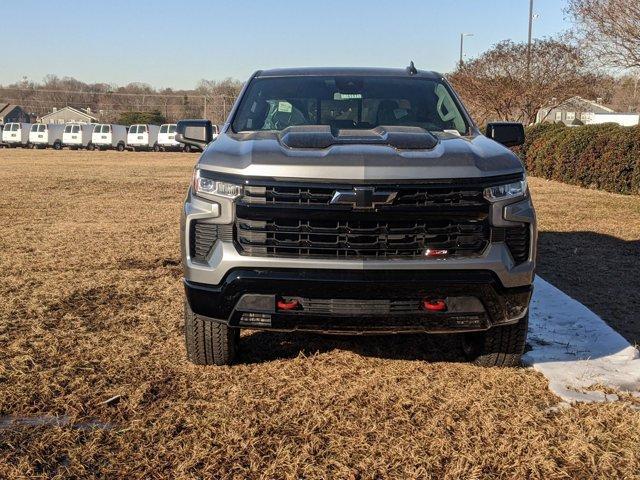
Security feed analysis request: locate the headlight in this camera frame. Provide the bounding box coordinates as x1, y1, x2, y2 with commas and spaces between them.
192, 168, 243, 199
483, 179, 527, 202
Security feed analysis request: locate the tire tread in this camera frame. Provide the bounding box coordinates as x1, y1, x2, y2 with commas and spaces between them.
184, 301, 237, 365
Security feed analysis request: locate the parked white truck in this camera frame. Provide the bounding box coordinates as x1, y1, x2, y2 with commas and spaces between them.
126, 124, 160, 151
91, 124, 128, 151
29, 123, 65, 149
63, 123, 94, 149
2, 122, 33, 147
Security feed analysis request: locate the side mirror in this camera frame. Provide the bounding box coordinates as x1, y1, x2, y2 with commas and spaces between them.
485, 122, 525, 147
176, 119, 213, 149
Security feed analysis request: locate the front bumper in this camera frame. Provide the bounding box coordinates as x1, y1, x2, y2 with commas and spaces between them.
185, 269, 532, 334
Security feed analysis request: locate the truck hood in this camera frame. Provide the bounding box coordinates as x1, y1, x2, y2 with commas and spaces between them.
197, 131, 524, 181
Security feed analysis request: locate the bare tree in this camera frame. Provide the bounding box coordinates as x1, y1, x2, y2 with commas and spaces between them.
568, 0, 640, 70
448, 38, 604, 125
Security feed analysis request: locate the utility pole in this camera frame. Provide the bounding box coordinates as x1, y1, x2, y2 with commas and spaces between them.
459, 33, 473, 68
527, 0, 534, 78
203, 95, 208, 120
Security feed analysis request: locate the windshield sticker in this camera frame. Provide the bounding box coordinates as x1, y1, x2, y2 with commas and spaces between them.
278, 101, 292, 113
334, 93, 363, 100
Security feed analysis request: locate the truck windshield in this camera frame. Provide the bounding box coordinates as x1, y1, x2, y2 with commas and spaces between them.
232, 76, 469, 135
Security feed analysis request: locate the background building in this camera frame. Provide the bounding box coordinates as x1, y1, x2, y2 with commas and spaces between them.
536, 96, 615, 125
0, 103, 34, 124
38, 106, 98, 124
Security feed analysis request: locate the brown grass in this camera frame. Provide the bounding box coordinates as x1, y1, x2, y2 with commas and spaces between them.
0, 149, 639, 479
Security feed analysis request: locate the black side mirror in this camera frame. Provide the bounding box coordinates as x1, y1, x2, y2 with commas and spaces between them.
176, 119, 213, 149
485, 122, 525, 147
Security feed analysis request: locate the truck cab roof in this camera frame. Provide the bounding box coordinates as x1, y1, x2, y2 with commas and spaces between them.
255, 67, 442, 79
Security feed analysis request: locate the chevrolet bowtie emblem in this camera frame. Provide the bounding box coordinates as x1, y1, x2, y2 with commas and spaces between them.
330, 187, 397, 209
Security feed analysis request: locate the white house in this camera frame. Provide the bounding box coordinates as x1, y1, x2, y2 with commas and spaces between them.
38, 106, 98, 125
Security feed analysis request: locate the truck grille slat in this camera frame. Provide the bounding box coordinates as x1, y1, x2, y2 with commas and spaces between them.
242, 185, 487, 208
236, 218, 489, 259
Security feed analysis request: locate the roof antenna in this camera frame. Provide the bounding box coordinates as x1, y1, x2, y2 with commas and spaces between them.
406, 61, 417, 75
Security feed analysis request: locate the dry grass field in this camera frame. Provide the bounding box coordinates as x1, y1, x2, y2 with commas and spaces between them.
1, 149, 639, 479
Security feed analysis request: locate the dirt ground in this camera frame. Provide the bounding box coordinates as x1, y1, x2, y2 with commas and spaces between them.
0, 149, 639, 479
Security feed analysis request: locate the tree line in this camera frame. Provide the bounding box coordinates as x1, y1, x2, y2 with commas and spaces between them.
0, 76, 244, 126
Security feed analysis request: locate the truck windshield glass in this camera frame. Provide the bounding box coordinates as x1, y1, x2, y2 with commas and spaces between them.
232, 76, 469, 135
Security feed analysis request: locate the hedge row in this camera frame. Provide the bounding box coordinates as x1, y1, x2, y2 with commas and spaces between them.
516, 123, 640, 195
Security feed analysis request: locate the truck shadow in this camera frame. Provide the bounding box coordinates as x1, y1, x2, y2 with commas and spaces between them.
536, 231, 639, 346
239, 330, 466, 364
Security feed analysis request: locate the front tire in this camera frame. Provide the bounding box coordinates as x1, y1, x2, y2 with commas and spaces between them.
462, 314, 528, 367
117, 143, 125, 152
184, 300, 239, 365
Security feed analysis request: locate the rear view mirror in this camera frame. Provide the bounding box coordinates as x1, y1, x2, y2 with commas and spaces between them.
485, 122, 525, 147
176, 119, 213, 149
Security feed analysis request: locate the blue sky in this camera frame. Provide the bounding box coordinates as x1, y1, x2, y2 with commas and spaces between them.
1, 0, 570, 89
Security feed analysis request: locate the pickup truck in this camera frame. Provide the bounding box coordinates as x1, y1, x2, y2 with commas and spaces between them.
177, 66, 536, 367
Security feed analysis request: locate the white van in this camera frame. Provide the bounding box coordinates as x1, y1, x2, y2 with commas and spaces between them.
2, 122, 32, 147
63, 123, 94, 149
127, 124, 160, 151
29, 123, 65, 149
91, 124, 128, 151
157, 123, 180, 151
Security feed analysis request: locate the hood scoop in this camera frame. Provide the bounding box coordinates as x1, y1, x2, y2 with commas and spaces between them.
278, 125, 438, 150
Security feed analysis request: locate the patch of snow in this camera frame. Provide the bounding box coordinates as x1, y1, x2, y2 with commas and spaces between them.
523, 276, 640, 403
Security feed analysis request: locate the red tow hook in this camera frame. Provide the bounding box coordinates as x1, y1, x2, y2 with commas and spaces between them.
422, 299, 447, 312
277, 298, 300, 311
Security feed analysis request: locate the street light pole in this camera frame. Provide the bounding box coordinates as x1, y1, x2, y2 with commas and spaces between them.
527, 0, 534, 78
459, 33, 473, 68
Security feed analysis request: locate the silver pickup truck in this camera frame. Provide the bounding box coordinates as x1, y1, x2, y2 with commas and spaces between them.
177, 66, 537, 367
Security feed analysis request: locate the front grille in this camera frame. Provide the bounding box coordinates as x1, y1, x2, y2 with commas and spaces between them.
236, 218, 489, 259
504, 225, 530, 264
231, 177, 522, 260
189, 221, 233, 262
